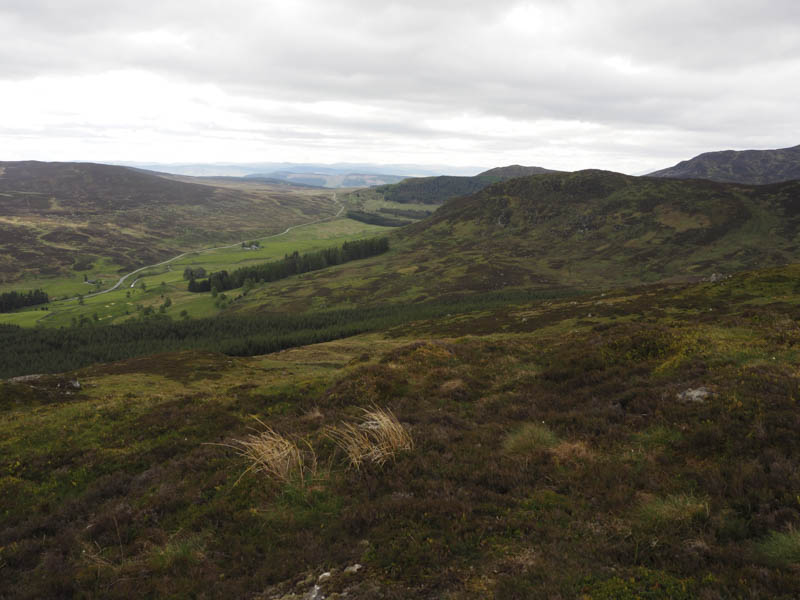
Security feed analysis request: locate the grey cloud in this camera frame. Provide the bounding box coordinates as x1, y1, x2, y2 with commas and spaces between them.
0, 0, 798, 169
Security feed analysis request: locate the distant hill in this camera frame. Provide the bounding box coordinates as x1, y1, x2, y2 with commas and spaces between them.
115, 161, 483, 178
0, 161, 335, 283
478, 164, 558, 178
358, 165, 560, 206
367, 175, 501, 205
649, 144, 800, 184
247, 169, 800, 311
247, 171, 407, 188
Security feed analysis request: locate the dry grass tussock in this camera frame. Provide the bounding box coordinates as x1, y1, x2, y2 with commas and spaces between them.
550, 440, 593, 464
224, 418, 318, 486
326, 407, 413, 470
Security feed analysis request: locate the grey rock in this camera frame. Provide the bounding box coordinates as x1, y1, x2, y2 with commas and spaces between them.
306, 585, 323, 600
8, 374, 44, 383
677, 387, 711, 403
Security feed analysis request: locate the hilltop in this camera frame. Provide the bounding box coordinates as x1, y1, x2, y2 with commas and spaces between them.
345, 164, 559, 208
650, 144, 800, 184
478, 164, 558, 179
0, 161, 336, 284
339, 165, 561, 228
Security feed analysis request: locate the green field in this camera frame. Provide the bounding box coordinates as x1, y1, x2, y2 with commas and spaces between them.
0, 218, 389, 327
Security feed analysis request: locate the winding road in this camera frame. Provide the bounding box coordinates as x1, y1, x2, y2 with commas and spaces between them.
37, 193, 344, 319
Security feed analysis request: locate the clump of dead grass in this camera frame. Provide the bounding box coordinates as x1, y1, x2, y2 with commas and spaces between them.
224, 418, 318, 486
326, 406, 413, 470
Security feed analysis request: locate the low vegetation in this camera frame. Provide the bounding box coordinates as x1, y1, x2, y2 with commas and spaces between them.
3, 263, 800, 597
326, 407, 413, 470
756, 528, 800, 568
4, 164, 800, 598
502, 422, 560, 454
226, 420, 319, 487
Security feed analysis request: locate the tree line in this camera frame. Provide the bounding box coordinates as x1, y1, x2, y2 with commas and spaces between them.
0, 286, 581, 379
0, 289, 49, 313
188, 237, 390, 293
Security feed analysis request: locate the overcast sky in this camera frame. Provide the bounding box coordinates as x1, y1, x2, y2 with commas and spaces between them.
1, 0, 798, 174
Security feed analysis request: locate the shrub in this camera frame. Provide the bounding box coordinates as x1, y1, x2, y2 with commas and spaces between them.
326, 407, 413, 470
756, 527, 800, 567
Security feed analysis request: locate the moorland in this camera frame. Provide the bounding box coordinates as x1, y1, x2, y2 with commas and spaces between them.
2, 148, 800, 599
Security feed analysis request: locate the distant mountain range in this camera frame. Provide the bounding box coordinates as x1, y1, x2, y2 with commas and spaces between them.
245, 171, 407, 188
113, 161, 485, 180
650, 144, 800, 184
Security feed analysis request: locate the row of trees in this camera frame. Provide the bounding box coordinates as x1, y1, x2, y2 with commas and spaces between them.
188, 237, 390, 293
0, 286, 581, 379
0, 289, 49, 313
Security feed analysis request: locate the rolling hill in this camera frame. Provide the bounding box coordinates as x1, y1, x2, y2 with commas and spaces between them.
649, 144, 800, 184
238, 169, 800, 312
339, 164, 561, 228
0, 161, 337, 284
345, 164, 559, 207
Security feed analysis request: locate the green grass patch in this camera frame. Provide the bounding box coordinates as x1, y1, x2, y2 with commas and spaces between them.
756, 528, 800, 568
502, 423, 560, 454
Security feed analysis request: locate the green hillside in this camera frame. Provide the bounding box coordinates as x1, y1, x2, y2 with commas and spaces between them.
0, 161, 336, 285
365, 175, 502, 205
650, 144, 800, 184
3, 264, 800, 598
339, 165, 561, 229
232, 170, 800, 313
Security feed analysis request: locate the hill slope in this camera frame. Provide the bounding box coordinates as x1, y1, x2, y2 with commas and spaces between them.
238, 169, 800, 312
346, 164, 560, 207
0, 162, 336, 283
3, 265, 800, 598
649, 144, 800, 184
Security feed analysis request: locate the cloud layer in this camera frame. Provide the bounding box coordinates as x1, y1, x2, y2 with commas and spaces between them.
1, 0, 798, 172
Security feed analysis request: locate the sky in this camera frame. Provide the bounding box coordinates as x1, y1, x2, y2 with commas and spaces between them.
1, 0, 799, 174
